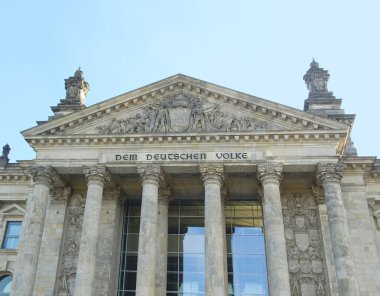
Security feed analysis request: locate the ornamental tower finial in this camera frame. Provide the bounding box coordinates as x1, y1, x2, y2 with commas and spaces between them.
50, 68, 90, 119
303, 59, 334, 99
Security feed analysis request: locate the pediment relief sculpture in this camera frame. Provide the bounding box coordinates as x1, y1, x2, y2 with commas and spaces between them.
96, 92, 278, 134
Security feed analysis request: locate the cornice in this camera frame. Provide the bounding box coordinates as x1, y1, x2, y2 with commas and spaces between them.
0, 165, 31, 182
22, 74, 349, 138
341, 157, 376, 173
24, 129, 347, 148
0, 173, 31, 182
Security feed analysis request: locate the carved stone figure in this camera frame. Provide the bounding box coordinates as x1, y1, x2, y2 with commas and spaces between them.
96, 91, 275, 134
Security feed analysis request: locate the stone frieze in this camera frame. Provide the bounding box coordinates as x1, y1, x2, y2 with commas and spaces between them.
96, 92, 275, 134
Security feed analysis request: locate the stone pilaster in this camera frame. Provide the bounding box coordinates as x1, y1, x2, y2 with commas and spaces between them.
257, 162, 291, 296
317, 162, 360, 296
155, 185, 171, 296
200, 164, 228, 296
312, 185, 340, 295
136, 164, 163, 296
73, 166, 110, 296
33, 187, 72, 296
13, 166, 55, 296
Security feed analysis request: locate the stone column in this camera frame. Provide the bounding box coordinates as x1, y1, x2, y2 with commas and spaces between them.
73, 166, 110, 296
12, 166, 55, 296
257, 162, 291, 296
94, 187, 122, 295
200, 164, 228, 296
33, 187, 72, 296
135, 164, 163, 296
317, 162, 360, 295
155, 185, 171, 296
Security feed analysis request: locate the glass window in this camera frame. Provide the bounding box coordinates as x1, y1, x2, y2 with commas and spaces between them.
226, 201, 268, 296
167, 200, 205, 296
117, 201, 140, 295
2, 221, 21, 249
0, 275, 12, 296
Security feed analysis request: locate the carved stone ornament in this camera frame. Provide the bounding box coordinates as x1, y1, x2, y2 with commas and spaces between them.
51, 187, 72, 202
311, 185, 325, 204
316, 162, 345, 185
368, 198, 380, 231
26, 166, 56, 187
0, 144, 10, 166
158, 186, 171, 205
103, 187, 121, 200
58, 194, 85, 295
257, 162, 283, 185
96, 91, 275, 134
199, 164, 224, 185
65, 68, 89, 104
282, 192, 326, 296
137, 164, 163, 184
303, 59, 335, 100
83, 166, 111, 185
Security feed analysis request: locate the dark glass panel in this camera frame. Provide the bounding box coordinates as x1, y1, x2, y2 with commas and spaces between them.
126, 217, 140, 233
126, 234, 139, 252
125, 254, 138, 271
123, 272, 137, 290
168, 235, 179, 253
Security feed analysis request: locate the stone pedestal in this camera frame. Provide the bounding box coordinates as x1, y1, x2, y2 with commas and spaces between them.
155, 186, 171, 296
73, 166, 110, 296
200, 164, 228, 296
136, 164, 162, 296
317, 163, 360, 296
257, 162, 291, 296
12, 166, 55, 296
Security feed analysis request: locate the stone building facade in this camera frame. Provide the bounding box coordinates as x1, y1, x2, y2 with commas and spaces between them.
0, 62, 379, 296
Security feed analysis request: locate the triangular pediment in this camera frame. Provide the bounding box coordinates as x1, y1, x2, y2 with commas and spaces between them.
0, 204, 25, 216
22, 74, 349, 140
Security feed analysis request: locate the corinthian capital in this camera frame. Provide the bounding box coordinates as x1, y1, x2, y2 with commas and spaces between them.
199, 164, 224, 186
27, 166, 56, 187
257, 162, 283, 185
83, 166, 111, 186
137, 164, 163, 185
317, 162, 344, 185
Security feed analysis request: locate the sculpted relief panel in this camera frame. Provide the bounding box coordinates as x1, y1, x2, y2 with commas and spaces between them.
96, 92, 279, 134
57, 194, 85, 296
282, 193, 326, 296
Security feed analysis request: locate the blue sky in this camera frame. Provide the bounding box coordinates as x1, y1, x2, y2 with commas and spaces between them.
1, 1, 379, 161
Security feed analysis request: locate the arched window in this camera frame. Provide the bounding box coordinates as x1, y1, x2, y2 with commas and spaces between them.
0, 275, 12, 296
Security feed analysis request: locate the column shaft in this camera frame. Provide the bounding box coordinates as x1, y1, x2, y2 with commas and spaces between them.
257, 162, 291, 296
200, 164, 228, 296
155, 187, 170, 296
136, 165, 162, 296
74, 166, 110, 296
12, 166, 55, 296
33, 187, 71, 296
317, 163, 360, 296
